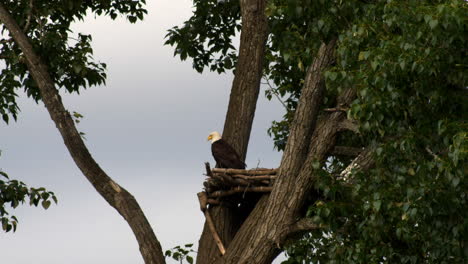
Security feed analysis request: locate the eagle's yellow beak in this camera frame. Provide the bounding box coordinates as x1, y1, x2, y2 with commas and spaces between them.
207, 135, 212, 141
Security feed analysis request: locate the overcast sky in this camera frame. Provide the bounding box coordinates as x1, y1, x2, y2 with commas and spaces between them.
0, 1, 285, 263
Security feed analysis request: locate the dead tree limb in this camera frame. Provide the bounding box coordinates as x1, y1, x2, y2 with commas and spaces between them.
197, 192, 226, 256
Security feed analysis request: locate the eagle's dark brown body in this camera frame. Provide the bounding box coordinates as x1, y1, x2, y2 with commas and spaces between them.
212, 139, 246, 169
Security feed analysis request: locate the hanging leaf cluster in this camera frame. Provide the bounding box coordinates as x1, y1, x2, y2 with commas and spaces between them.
0, 0, 147, 123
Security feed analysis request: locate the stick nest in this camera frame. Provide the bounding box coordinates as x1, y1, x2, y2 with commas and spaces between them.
202, 162, 277, 206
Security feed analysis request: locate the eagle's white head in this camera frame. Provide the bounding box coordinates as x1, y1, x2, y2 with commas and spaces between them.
207, 131, 222, 143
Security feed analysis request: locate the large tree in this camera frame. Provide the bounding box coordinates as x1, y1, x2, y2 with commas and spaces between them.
1, 1, 467, 264
168, 1, 467, 263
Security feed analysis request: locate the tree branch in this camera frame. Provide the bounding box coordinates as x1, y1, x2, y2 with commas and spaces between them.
338, 119, 359, 133
23, 0, 34, 32
289, 218, 321, 234
0, 4, 165, 264
274, 218, 322, 249
197, 192, 226, 256
338, 147, 374, 182
262, 77, 288, 109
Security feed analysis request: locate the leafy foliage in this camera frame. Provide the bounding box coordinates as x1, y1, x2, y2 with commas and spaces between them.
165, 0, 241, 73
0, 0, 147, 234
0, 154, 57, 233
164, 243, 196, 264
168, 0, 467, 263
282, 1, 468, 263
0, 0, 147, 123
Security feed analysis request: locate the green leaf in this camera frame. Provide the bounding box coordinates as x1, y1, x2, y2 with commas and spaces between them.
399, 61, 405, 70
358, 51, 370, 61
376, 147, 383, 156
328, 72, 337, 81
452, 177, 460, 187
312, 160, 321, 169
42, 200, 51, 210
373, 200, 382, 211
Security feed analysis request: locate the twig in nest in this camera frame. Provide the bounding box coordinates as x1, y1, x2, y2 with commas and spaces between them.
230, 174, 277, 181
209, 186, 273, 198
205, 162, 213, 177
212, 168, 277, 175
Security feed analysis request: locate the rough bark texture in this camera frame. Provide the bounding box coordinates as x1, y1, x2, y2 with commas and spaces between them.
0, 4, 166, 264
197, 0, 268, 263
214, 39, 349, 264
221, 0, 269, 159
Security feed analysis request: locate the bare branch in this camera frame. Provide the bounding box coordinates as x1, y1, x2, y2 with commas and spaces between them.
324, 106, 348, 112
276, 218, 322, 248
289, 218, 321, 233
425, 147, 442, 162
197, 192, 226, 255
262, 77, 288, 109
338, 118, 359, 133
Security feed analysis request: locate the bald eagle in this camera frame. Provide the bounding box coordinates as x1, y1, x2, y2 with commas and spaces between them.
207, 131, 246, 169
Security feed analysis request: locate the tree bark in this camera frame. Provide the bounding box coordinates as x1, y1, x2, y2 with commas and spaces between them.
0, 4, 166, 264
221, 0, 269, 160
197, 0, 269, 263
214, 39, 347, 264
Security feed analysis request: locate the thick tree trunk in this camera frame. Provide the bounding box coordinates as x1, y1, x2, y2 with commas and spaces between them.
0, 4, 166, 264
215, 39, 350, 264
221, 0, 269, 160
196, 0, 268, 263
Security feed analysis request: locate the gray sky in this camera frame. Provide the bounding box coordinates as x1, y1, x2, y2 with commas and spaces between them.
0, 1, 284, 263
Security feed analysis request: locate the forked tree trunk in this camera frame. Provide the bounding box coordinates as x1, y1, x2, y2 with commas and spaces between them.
196, 0, 269, 263
0, 4, 166, 264
215, 40, 345, 264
